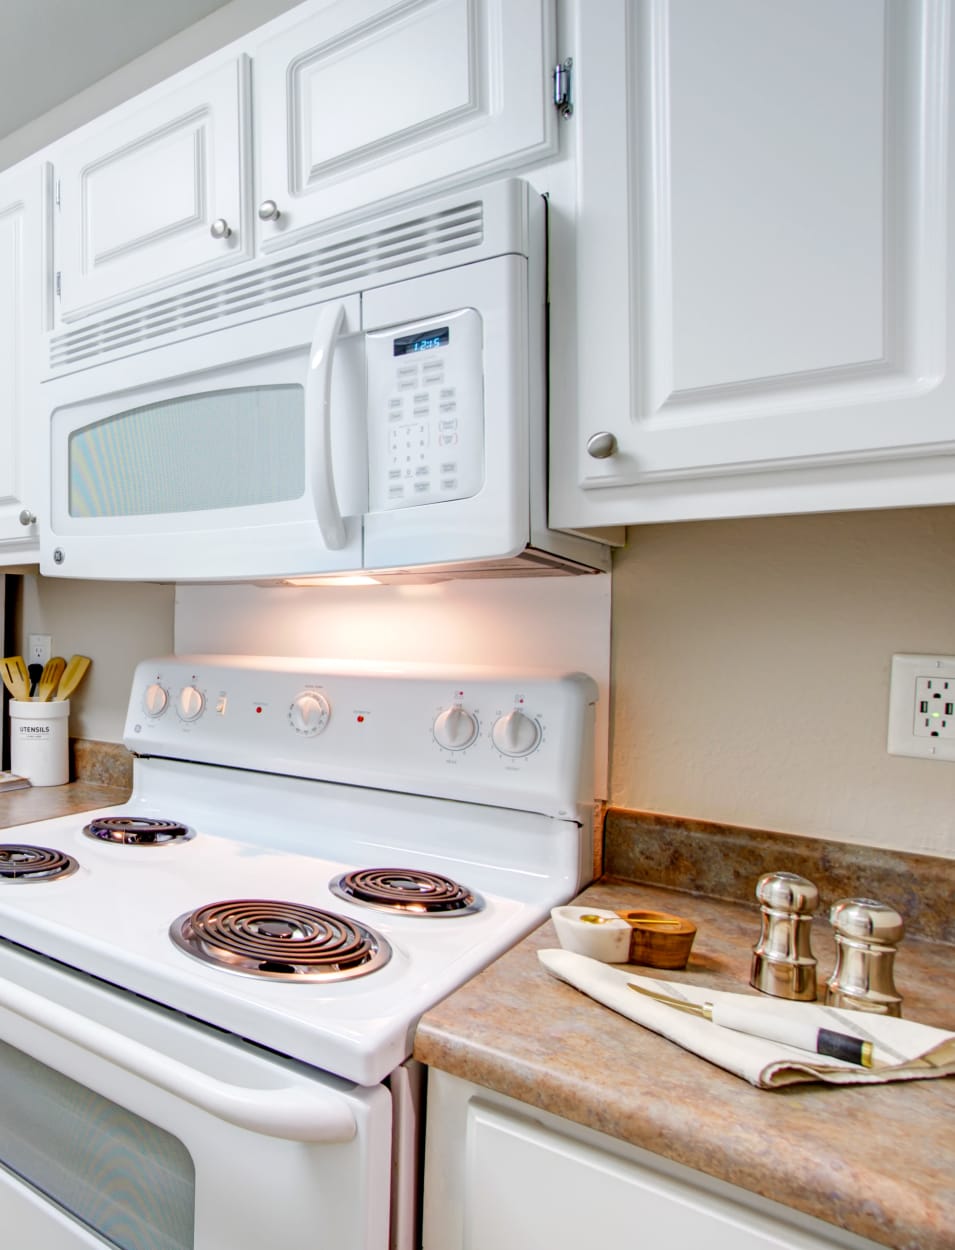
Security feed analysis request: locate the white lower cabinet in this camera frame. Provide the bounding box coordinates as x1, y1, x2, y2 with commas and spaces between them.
550, 0, 955, 527
0, 159, 43, 559
422, 1072, 881, 1250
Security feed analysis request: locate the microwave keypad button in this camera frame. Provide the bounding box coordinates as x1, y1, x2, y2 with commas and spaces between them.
413, 481, 431, 494
415, 465, 430, 477
397, 366, 418, 380
440, 461, 457, 473
439, 433, 458, 446
398, 378, 417, 391
439, 419, 458, 432
388, 469, 402, 480
439, 401, 457, 413
441, 478, 458, 490
388, 486, 405, 499
440, 387, 456, 399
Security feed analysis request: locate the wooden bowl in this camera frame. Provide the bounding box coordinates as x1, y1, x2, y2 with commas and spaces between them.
615, 909, 697, 969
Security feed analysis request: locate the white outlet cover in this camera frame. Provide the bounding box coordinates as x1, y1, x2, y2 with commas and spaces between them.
887, 653, 955, 762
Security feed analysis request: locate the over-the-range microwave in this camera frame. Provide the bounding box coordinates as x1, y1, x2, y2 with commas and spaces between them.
40, 179, 610, 583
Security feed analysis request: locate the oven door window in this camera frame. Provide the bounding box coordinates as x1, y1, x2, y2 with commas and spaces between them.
0, 1037, 195, 1250
67, 384, 305, 518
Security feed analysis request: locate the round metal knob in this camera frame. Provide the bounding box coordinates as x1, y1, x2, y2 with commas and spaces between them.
258, 199, 281, 222
18, 509, 36, 526
586, 432, 618, 459
210, 218, 232, 239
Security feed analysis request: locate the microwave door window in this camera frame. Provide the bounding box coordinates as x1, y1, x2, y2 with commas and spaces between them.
67, 386, 305, 518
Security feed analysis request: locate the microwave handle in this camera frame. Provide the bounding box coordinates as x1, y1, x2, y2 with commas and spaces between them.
0, 974, 356, 1144
305, 302, 349, 550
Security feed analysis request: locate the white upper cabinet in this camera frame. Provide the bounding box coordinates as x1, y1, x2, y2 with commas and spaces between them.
0, 160, 44, 558
253, 0, 557, 250
551, 0, 955, 527
54, 56, 252, 322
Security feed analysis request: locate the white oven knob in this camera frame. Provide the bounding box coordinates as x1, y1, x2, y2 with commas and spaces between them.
176, 685, 206, 722
289, 691, 331, 736
491, 710, 541, 757
433, 705, 478, 751
142, 683, 169, 718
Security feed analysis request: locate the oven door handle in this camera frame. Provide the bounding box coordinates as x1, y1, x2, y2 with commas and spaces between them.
305, 301, 348, 551
0, 975, 356, 1144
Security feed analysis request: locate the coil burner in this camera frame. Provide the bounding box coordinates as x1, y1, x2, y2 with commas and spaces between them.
329, 868, 482, 917
170, 899, 392, 981
84, 817, 195, 846
0, 845, 79, 882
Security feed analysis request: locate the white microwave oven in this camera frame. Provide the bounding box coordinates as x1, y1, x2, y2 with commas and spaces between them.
41, 180, 609, 583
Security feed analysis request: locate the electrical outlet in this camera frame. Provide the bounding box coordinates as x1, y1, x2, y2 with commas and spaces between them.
28, 634, 52, 666
887, 653, 955, 762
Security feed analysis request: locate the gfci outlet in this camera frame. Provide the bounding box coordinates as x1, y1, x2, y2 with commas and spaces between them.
887, 653, 955, 762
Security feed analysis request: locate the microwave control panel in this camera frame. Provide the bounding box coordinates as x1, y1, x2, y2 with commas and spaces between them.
366, 308, 484, 511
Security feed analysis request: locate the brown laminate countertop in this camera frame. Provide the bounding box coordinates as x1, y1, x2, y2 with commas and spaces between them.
0, 780, 129, 827
414, 878, 955, 1250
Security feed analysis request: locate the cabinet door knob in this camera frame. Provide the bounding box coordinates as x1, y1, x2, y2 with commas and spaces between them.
18, 509, 36, 527
586, 432, 618, 459
258, 200, 281, 222
210, 218, 232, 239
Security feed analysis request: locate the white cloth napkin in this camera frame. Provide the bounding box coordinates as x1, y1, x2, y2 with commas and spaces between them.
539, 948, 955, 1090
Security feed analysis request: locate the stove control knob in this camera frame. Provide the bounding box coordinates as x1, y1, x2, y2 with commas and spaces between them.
433, 705, 478, 751
142, 683, 169, 718
491, 709, 541, 757
176, 685, 206, 722
289, 691, 331, 736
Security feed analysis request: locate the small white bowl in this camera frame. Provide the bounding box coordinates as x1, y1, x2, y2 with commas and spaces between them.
550, 906, 631, 963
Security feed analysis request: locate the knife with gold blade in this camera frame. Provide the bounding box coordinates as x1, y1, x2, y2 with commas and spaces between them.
629, 983, 874, 1067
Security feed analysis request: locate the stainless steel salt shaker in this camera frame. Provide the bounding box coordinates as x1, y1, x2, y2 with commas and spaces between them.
825, 898, 905, 1017
750, 871, 818, 1001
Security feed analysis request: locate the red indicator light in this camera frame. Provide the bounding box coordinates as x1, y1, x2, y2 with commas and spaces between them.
356, 715, 365, 723
256, 706, 263, 714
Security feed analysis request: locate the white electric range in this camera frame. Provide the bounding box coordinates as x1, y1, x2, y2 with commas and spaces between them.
0, 655, 596, 1250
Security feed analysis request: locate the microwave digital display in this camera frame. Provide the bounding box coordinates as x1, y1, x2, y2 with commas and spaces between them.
393, 326, 449, 356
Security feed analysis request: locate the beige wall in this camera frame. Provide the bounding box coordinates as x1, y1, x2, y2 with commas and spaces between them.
610, 506, 955, 857
16, 575, 175, 743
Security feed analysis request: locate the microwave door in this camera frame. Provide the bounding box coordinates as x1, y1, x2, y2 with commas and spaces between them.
42, 297, 365, 581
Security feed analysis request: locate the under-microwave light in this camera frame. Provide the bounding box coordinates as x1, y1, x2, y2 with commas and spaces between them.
283, 574, 383, 588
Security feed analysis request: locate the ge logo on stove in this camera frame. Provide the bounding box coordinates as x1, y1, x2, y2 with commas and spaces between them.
289, 690, 331, 736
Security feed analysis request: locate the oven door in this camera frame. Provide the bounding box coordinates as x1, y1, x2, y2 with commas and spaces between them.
0, 940, 391, 1250
41, 297, 366, 582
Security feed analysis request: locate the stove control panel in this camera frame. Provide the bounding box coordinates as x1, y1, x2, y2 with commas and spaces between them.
125, 657, 597, 820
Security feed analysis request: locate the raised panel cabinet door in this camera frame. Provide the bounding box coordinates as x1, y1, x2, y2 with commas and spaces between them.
54, 56, 252, 323
0, 161, 42, 556
552, 0, 955, 527
253, 0, 556, 249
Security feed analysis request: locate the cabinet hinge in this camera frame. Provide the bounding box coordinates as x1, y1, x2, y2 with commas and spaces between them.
55, 271, 61, 299
553, 57, 573, 119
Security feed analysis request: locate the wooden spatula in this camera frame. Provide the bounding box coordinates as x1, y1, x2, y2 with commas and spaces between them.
56, 655, 91, 700
36, 656, 66, 702
1, 656, 30, 701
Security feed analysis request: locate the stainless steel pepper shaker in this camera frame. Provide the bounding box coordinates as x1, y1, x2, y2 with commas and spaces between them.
750, 871, 818, 1000
825, 898, 905, 1017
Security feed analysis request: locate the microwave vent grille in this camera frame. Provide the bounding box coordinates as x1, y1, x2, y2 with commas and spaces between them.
50, 199, 485, 370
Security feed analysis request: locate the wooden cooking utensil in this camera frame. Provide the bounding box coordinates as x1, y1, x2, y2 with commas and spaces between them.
56, 655, 92, 700
36, 656, 67, 702
1, 656, 30, 701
